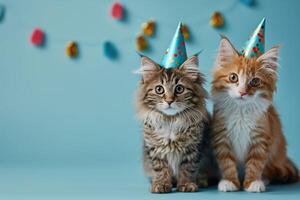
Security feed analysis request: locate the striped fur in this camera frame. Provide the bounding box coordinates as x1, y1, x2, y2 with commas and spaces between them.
211, 37, 299, 192
136, 56, 216, 193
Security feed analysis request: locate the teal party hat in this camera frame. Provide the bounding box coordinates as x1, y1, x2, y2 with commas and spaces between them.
160, 22, 187, 68
241, 18, 265, 58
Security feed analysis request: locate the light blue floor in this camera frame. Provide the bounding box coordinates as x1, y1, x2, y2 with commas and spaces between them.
0, 164, 299, 200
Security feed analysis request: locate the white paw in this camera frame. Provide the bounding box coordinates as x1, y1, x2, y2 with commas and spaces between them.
218, 179, 238, 192
245, 180, 266, 193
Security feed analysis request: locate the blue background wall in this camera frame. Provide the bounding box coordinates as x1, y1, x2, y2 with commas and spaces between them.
0, 0, 299, 169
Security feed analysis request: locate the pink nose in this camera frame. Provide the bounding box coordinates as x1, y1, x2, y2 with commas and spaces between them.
239, 91, 247, 97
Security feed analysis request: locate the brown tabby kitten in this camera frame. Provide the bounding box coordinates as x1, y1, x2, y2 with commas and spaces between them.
135, 55, 214, 193
211, 37, 299, 192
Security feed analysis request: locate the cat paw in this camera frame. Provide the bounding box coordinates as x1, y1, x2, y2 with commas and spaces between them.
218, 179, 239, 192
151, 182, 172, 193
177, 182, 198, 192
197, 179, 209, 188
244, 180, 266, 193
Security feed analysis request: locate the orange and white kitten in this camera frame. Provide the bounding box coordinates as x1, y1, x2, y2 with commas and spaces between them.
211, 37, 299, 192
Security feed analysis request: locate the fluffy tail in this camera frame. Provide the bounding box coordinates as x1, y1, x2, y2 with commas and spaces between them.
275, 158, 299, 183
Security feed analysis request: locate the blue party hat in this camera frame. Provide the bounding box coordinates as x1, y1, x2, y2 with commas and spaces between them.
241, 18, 265, 58
160, 22, 187, 68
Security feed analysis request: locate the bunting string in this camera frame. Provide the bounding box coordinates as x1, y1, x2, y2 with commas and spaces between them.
0, 0, 254, 60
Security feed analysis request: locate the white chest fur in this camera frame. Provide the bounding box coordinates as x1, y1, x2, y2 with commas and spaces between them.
226, 108, 257, 163
154, 121, 186, 175
142, 111, 201, 175
154, 120, 184, 140
166, 151, 182, 175
215, 94, 270, 163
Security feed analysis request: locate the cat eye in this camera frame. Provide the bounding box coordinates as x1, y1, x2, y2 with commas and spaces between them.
175, 84, 185, 94
155, 85, 164, 94
229, 73, 238, 83
249, 77, 261, 87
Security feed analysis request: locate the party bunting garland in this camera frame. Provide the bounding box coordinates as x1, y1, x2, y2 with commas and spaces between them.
181, 24, 190, 41
0, 0, 253, 60
136, 19, 156, 51
0, 3, 5, 22
142, 19, 156, 37
210, 12, 224, 28
136, 33, 148, 51
66, 41, 79, 58
134, 0, 244, 52
240, 0, 255, 6
111, 2, 124, 20
103, 41, 118, 59
30, 27, 45, 46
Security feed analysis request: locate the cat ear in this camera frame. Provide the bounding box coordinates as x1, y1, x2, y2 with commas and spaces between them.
179, 55, 200, 81
216, 36, 238, 67
257, 46, 280, 72
135, 56, 160, 82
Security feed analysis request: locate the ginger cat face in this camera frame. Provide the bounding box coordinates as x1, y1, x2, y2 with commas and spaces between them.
212, 37, 278, 106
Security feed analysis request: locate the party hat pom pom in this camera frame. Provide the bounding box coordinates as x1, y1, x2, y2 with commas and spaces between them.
142, 19, 156, 37
111, 2, 124, 20
210, 12, 224, 28
136, 34, 148, 51
0, 4, 5, 22
30, 28, 45, 46
181, 24, 190, 41
103, 41, 118, 59
66, 41, 78, 58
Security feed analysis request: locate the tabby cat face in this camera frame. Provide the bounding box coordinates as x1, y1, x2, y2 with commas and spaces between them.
136, 56, 206, 116
212, 37, 280, 104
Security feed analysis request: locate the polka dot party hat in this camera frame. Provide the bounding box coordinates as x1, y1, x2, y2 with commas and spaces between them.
241, 18, 265, 58
160, 22, 187, 68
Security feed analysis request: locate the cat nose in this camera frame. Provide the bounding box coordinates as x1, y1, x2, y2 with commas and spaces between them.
239, 91, 247, 97
165, 100, 174, 105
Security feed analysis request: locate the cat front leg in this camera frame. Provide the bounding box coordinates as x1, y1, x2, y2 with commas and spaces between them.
150, 158, 173, 193
212, 122, 240, 192
177, 150, 199, 192
215, 150, 240, 192
243, 129, 270, 192
197, 171, 209, 188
